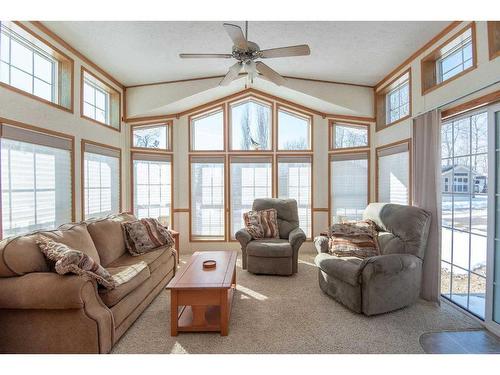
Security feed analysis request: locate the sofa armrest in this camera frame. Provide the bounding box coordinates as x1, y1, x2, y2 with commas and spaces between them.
361, 253, 421, 280
289, 227, 306, 250
235, 228, 252, 249
314, 235, 329, 254
0, 272, 101, 310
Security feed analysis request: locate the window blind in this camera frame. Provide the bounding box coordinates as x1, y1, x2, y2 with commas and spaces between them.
330, 152, 368, 221
230, 156, 272, 238
133, 153, 171, 226
83, 144, 120, 219
377, 143, 409, 204
278, 156, 312, 237
191, 156, 225, 239
1, 134, 72, 238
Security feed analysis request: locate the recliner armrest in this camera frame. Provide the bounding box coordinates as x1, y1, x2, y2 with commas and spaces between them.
235, 228, 253, 249
314, 235, 329, 254
361, 253, 421, 280
288, 227, 306, 250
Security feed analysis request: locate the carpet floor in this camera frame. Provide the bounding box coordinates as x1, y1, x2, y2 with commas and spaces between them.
112, 252, 481, 354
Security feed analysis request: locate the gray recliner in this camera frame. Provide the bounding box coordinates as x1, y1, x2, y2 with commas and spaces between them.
314, 203, 431, 315
236, 198, 306, 276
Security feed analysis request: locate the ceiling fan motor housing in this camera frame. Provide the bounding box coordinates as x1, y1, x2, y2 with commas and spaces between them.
232, 41, 260, 62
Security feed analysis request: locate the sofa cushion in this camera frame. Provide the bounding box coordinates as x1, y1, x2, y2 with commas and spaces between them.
0, 223, 100, 277
247, 239, 292, 258
86, 213, 136, 267
107, 245, 175, 274
314, 253, 364, 287
99, 263, 150, 307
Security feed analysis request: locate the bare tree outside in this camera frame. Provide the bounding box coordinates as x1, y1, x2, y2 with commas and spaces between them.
240, 105, 252, 150
134, 128, 161, 148
335, 126, 367, 148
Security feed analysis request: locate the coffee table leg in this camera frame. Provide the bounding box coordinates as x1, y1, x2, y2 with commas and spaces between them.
171, 290, 178, 336
220, 289, 229, 336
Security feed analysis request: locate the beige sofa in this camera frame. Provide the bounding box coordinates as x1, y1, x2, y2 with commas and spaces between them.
0, 213, 177, 353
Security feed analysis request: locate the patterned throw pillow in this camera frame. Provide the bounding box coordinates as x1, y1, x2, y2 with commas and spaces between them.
243, 208, 280, 239
121, 218, 175, 256
36, 235, 116, 289
328, 220, 380, 259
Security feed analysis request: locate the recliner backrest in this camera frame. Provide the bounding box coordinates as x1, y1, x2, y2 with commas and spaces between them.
252, 198, 299, 239
363, 203, 431, 259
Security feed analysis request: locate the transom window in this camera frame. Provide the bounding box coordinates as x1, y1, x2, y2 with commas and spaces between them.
331, 121, 369, 150
230, 99, 272, 151
386, 79, 410, 124
190, 108, 224, 151
277, 108, 311, 150
132, 123, 170, 150
437, 27, 473, 83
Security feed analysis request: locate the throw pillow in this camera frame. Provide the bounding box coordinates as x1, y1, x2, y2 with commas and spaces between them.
243, 208, 279, 239
122, 218, 175, 256
36, 235, 115, 289
328, 220, 380, 259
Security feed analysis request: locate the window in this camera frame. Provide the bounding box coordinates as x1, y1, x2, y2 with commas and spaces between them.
81, 68, 121, 129
331, 121, 369, 150
190, 157, 225, 240
330, 152, 368, 222
277, 108, 311, 150
0, 21, 73, 110
1, 122, 72, 238
132, 153, 171, 226
278, 156, 312, 237
132, 123, 170, 150
441, 111, 488, 319
421, 23, 476, 95
230, 98, 272, 150
83, 141, 120, 219
376, 140, 411, 205
488, 21, 500, 60
190, 107, 224, 151
230, 157, 272, 238
375, 69, 411, 130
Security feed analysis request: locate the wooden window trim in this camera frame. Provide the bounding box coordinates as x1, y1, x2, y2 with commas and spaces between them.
441, 89, 500, 120
375, 68, 412, 132
188, 104, 226, 152
329, 119, 371, 152
0, 117, 76, 238
188, 154, 227, 242
130, 121, 172, 152
0, 21, 74, 113
327, 149, 371, 227
80, 67, 122, 132
130, 150, 174, 229
81, 139, 122, 220
488, 21, 500, 61
276, 104, 313, 152
420, 22, 477, 96
375, 138, 413, 205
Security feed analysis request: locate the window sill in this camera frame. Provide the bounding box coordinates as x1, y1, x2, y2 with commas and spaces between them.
421, 64, 477, 96
81, 114, 121, 132
376, 113, 411, 132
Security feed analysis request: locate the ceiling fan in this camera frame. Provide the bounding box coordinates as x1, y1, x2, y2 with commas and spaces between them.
179, 21, 311, 86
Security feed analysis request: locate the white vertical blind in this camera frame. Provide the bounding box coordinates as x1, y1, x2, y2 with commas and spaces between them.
230, 157, 272, 238
191, 157, 225, 239
133, 154, 171, 225
278, 156, 312, 237
84, 150, 120, 219
1, 137, 72, 237
377, 143, 409, 205
331, 153, 368, 221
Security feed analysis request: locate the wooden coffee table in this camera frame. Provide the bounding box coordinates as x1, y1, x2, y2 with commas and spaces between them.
167, 251, 237, 336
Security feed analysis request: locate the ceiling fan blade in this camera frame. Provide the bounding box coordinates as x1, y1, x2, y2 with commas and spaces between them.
219, 62, 242, 86
223, 23, 248, 50
255, 62, 286, 86
259, 44, 311, 58
179, 53, 233, 59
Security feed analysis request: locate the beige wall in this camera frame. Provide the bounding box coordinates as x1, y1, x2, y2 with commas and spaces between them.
0, 22, 129, 222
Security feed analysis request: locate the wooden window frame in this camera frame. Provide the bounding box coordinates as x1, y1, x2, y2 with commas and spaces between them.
189, 154, 227, 242
188, 104, 226, 152
375, 138, 413, 205
0, 117, 76, 238
420, 22, 477, 96
488, 21, 500, 61
130, 121, 172, 152
130, 150, 174, 229
329, 119, 370, 151
81, 139, 122, 221
375, 68, 412, 132
328, 150, 371, 227
276, 104, 313, 152
0, 21, 74, 113
80, 67, 121, 132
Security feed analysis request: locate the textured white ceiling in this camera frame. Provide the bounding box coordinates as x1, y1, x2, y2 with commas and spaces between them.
41, 21, 451, 87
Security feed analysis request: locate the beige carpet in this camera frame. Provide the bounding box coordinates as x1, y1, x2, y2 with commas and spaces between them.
112, 252, 480, 354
